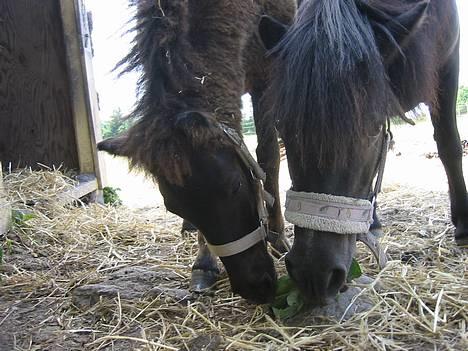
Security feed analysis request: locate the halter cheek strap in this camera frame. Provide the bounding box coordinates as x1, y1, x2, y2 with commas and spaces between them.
204, 122, 278, 257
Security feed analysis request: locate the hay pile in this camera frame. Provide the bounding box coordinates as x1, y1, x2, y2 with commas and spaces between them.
0, 170, 467, 350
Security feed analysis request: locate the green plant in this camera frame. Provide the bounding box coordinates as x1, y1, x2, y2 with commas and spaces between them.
242, 117, 256, 135
0, 239, 14, 264
12, 210, 36, 228
103, 187, 123, 206
347, 258, 363, 281
457, 86, 468, 105
4, 239, 13, 254
271, 275, 305, 320
101, 108, 132, 139
270, 259, 362, 320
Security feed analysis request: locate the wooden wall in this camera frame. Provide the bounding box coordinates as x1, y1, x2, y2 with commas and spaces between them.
0, 0, 80, 170
0, 162, 10, 235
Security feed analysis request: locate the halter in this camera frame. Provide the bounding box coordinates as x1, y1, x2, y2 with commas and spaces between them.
204, 122, 276, 257
285, 122, 392, 268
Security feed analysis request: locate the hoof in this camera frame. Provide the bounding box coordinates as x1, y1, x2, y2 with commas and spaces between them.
455, 221, 468, 247
189, 269, 219, 292
455, 237, 468, 247
181, 220, 197, 234
369, 226, 383, 238
455, 233, 468, 247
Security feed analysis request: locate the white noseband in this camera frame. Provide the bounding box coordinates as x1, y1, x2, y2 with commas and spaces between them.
285, 190, 374, 234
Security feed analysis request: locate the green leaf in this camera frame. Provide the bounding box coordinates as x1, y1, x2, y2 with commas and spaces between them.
101, 108, 132, 139
21, 213, 36, 222
272, 291, 304, 320
275, 275, 297, 296
272, 293, 289, 309
271, 275, 305, 320
286, 290, 303, 308
457, 86, 468, 105
272, 304, 301, 320
272, 275, 296, 309
347, 258, 363, 281
103, 187, 123, 206
271, 260, 363, 320
0, 246, 3, 263
12, 210, 36, 227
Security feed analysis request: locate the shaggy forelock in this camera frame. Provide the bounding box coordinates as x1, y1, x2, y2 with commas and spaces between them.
267, 0, 400, 168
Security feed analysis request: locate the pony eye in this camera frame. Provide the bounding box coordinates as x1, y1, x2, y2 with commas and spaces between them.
368, 125, 383, 138
232, 180, 242, 195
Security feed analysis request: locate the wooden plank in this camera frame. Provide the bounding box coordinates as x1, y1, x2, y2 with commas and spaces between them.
57, 174, 98, 206
75, 0, 107, 190
0, 163, 11, 235
0, 0, 80, 170
59, 0, 106, 190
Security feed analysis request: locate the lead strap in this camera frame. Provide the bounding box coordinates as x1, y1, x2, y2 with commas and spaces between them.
357, 231, 388, 269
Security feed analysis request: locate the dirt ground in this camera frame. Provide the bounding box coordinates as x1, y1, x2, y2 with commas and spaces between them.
0, 116, 467, 350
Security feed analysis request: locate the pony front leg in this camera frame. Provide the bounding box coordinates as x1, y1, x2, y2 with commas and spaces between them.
369, 201, 383, 238
180, 218, 197, 234
190, 231, 220, 292
431, 55, 468, 246
251, 91, 289, 253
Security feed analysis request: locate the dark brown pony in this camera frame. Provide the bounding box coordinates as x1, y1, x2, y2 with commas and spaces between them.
260, 0, 466, 304
98, 0, 296, 303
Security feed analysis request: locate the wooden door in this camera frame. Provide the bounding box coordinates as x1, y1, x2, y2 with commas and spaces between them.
0, 0, 80, 170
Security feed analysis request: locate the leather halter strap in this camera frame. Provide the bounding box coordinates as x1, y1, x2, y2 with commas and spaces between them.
206, 226, 267, 257
203, 123, 274, 257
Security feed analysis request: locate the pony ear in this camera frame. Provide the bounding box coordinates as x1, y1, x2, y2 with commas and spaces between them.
97, 135, 129, 156
258, 16, 289, 50
175, 111, 211, 132
390, 0, 429, 37
361, 0, 429, 51
174, 111, 224, 147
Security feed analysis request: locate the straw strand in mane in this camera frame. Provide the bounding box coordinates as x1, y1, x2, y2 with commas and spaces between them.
111, 0, 231, 185
268, 0, 401, 168
117, 0, 192, 111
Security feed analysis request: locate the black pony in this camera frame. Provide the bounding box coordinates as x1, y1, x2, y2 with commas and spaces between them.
260, 0, 466, 303
98, 0, 296, 303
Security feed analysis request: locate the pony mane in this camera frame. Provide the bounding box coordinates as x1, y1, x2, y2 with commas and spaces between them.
268, 0, 406, 168
113, 0, 233, 185
117, 0, 192, 116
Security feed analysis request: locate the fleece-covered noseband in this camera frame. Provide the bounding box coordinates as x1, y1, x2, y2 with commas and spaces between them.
285, 191, 374, 234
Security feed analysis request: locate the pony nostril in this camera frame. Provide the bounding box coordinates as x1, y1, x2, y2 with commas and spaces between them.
285, 255, 294, 275
261, 272, 273, 286
327, 267, 347, 296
